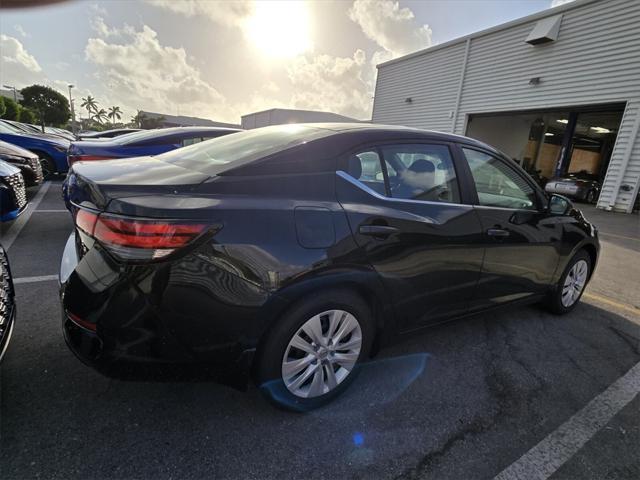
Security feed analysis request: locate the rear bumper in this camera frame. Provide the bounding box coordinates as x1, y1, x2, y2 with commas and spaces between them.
59, 232, 268, 379
0, 204, 27, 222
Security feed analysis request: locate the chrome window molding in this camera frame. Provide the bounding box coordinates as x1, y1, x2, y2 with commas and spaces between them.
337, 170, 548, 214
336, 170, 471, 209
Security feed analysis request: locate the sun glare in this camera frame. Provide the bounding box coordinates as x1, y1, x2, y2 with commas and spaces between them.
244, 1, 312, 59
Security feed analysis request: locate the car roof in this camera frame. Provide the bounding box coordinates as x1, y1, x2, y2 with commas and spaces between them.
278, 122, 504, 156
173, 122, 506, 177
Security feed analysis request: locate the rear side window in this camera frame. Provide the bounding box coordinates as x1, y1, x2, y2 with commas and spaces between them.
346, 150, 386, 195
382, 144, 460, 204
462, 148, 537, 210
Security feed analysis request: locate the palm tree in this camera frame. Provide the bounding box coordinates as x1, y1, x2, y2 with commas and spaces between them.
80, 96, 98, 117
107, 106, 122, 125
130, 110, 146, 128
93, 108, 109, 124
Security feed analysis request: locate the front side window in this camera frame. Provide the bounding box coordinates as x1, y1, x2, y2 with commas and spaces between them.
381, 144, 460, 203
462, 148, 537, 210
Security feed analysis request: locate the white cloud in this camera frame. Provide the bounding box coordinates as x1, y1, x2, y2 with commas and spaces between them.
550, 0, 576, 6
84, 23, 232, 121
14, 25, 29, 38
286, 49, 372, 119
145, 0, 252, 26
90, 16, 120, 38
349, 0, 432, 57
88, 3, 108, 16
0, 34, 44, 87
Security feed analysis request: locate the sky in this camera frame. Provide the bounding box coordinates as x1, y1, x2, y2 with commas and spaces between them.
0, 0, 572, 124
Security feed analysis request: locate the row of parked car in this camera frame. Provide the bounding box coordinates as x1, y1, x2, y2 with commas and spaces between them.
0, 119, 242, 223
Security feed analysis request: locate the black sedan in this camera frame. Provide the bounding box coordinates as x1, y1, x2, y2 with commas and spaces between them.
0, 140, 43, 187
60, 124, 599, 411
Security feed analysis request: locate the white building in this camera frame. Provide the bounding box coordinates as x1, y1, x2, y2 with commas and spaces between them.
241, 108, 360, 130
372, 0, 640, 213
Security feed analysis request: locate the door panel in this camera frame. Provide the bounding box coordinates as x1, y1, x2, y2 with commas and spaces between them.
458, 147, 562, 309
471, 207, 562, 308
337, 144, 484, 330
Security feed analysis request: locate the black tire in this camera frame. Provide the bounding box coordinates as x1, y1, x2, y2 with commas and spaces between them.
546, 250, 591, 315
586, 189, 597, 204
38, 154, 56, 180
254, 290, 374, 412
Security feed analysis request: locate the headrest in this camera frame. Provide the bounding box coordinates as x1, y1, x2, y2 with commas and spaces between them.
409, 159, 435, 173
348, 156, 362, 179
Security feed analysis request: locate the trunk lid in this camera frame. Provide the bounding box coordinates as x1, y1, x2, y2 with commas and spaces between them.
66, 156, 211, 212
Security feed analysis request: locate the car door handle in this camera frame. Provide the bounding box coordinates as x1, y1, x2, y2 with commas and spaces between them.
359, 225, 399, 237
486, 228, 510, 237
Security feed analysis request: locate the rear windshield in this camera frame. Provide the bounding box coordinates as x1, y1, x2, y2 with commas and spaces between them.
110, 129, 172, 145
156, 124, 333, 175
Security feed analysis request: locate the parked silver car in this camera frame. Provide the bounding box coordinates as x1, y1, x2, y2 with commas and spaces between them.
545, 171, 600, 203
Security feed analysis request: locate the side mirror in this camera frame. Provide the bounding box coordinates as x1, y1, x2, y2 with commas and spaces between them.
548, 194, 572, 215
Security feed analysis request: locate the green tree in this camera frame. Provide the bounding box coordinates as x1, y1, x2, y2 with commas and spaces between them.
1, 97, 20, 121
93, 108, 109, 124
20, 84, 70, 126
81, 95, 98, 117
130, 110, 146, 128
18, 107, 37, 124
0, 97, 5, 118
107, 106, 122, 125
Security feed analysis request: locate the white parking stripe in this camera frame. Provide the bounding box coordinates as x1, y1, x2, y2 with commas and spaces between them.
33, 209, 68, 213
13, 274, 58, 285
0, 181, 51, 251
494, 361, 640, 480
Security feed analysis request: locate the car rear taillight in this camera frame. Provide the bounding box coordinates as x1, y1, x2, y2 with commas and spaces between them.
67, 155, 114, 166
74, 209, 211, 261
67, 311, 96, 332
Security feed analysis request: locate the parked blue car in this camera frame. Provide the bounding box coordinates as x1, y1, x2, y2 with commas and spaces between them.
0, 160, 27, 222
67, 127, 242, 167
0, 120, 70, 178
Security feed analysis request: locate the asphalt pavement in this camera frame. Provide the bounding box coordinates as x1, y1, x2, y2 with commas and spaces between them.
1, 180, 639, 479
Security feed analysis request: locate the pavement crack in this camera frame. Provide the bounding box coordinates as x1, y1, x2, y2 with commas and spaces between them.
608, 326, 640, 355
393, 416, 496, 480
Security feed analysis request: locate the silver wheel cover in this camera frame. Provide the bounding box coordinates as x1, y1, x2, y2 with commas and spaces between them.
561, 259, 588, 307
282, 309, 362, 398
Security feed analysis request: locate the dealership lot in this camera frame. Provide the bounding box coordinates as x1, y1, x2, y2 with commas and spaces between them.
1, 180, 639, 479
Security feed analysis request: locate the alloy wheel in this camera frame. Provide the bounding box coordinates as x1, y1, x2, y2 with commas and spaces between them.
39, 158, 54, 179
561, 259, 588, 307
281, 309, 362, 398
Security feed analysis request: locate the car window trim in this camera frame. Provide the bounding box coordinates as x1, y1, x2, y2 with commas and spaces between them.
456, 144, 546, 212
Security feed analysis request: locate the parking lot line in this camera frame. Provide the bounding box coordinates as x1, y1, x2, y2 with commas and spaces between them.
584, 292, 640, 316
493, 361, 640, 480
33, 209, 68, 213
13, 275, 58, 285
0, 181, 51, 251
598, 231, 640, 242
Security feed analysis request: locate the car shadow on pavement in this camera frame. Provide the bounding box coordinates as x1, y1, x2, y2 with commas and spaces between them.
1, 286, 639, 480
